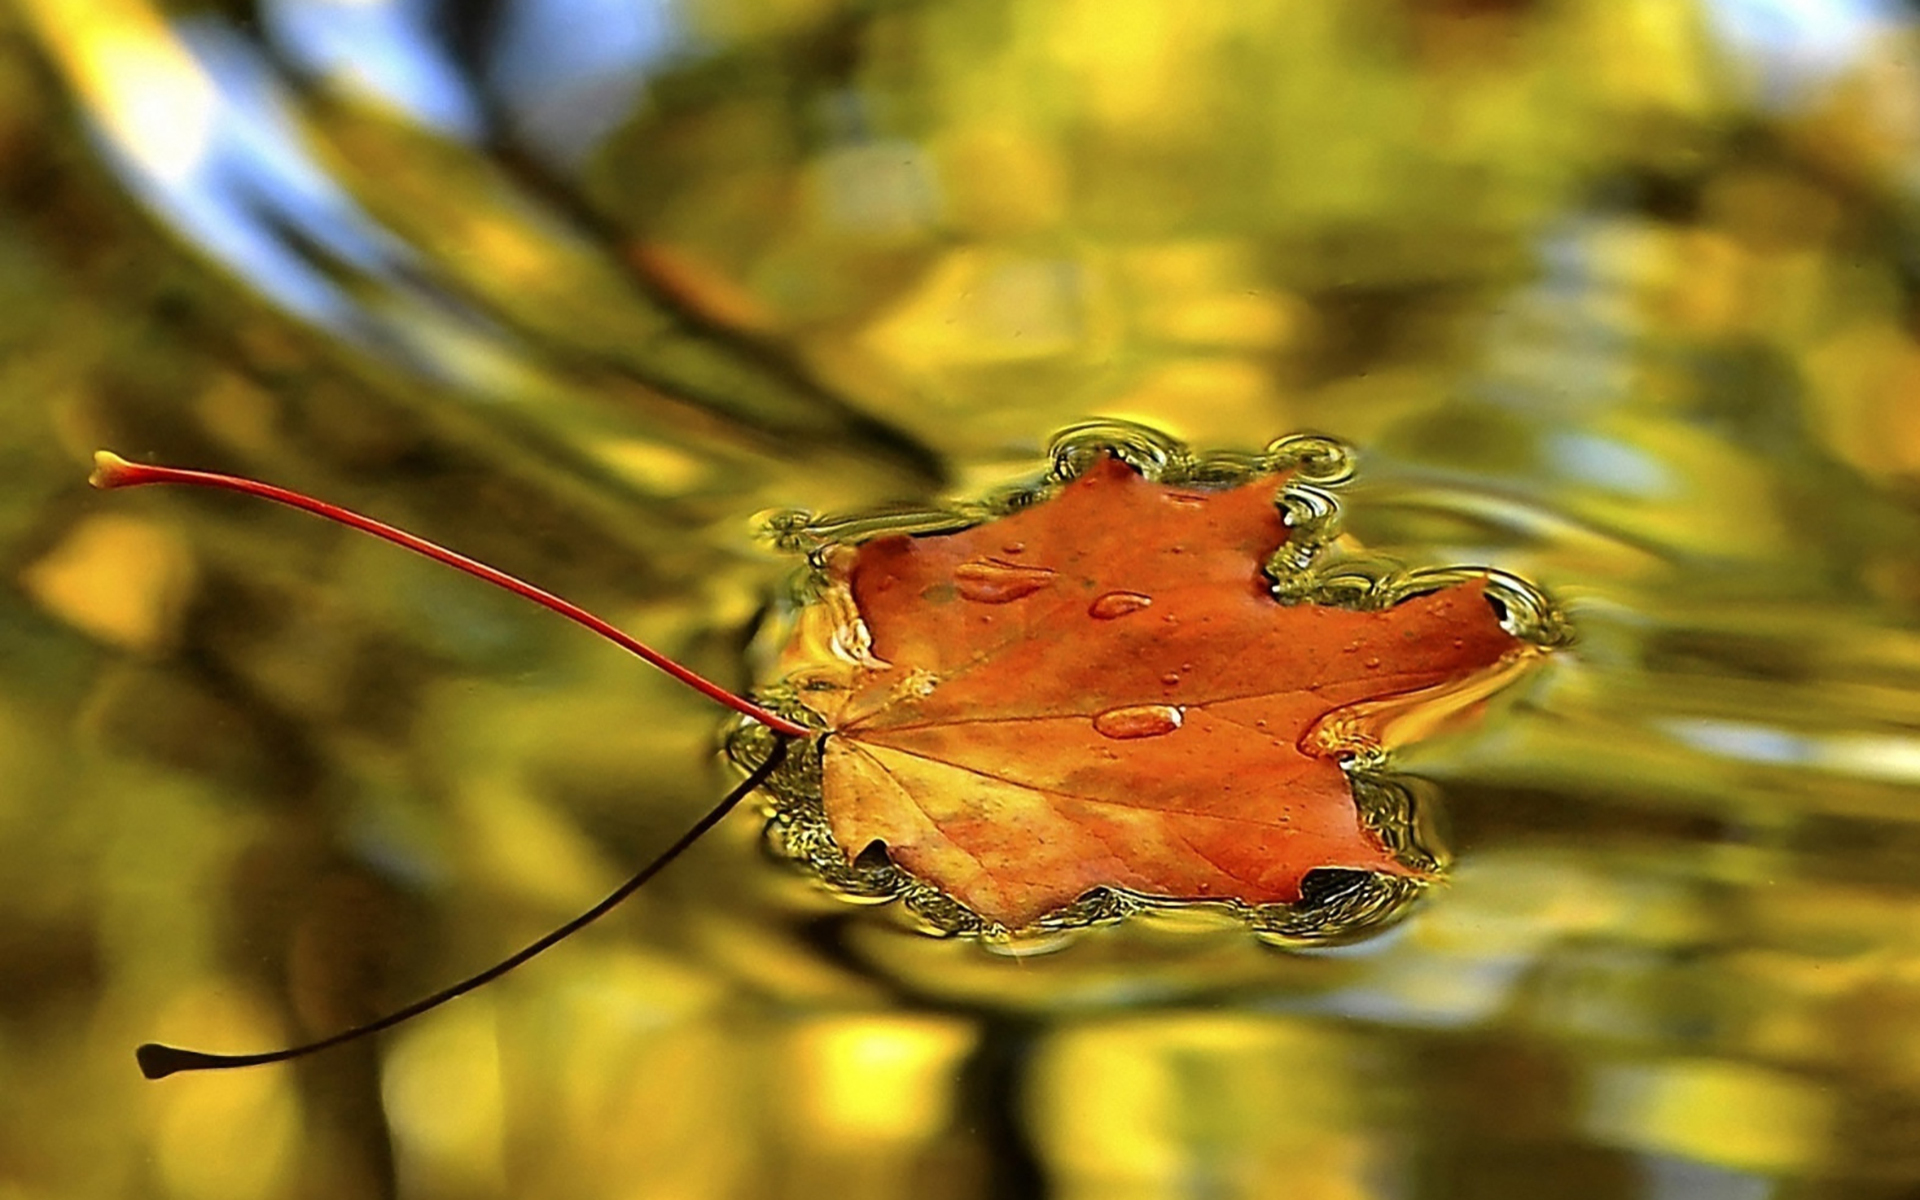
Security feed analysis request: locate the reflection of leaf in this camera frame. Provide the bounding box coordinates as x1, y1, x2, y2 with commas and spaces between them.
772, 443, 1546, 930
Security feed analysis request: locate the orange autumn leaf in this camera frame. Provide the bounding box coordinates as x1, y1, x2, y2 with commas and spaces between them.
90, 432, 1562, 1081
766, 437, 1551, 930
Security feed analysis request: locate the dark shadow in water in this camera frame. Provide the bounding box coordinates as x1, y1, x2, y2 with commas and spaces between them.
957, 1016, 1050, 1200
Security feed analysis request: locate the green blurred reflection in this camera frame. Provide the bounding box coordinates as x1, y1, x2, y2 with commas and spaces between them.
5, 0, 1920, 1197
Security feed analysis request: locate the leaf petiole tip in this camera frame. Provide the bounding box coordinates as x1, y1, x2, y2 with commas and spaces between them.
89, 450, 142, 491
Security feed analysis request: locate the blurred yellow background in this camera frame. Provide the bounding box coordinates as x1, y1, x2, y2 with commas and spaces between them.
5, 0, 1920, 1197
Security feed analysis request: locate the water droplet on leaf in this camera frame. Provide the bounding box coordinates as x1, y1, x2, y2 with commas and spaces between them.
1092, 704, 1184, 740
952, 559, 1056, 603
1088, 590, 1153, 619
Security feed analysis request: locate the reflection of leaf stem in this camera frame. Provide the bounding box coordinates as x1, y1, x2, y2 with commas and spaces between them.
137, 737, 792, 1079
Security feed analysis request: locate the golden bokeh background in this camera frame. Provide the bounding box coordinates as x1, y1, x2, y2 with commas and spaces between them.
5, 0, 1920, 1197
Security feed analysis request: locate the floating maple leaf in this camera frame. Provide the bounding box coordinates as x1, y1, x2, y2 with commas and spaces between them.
739, 424, 1564, 938
92, 425, 1563, 1079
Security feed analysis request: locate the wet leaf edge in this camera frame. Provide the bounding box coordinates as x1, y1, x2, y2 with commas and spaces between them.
727, 420, 1570, 947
